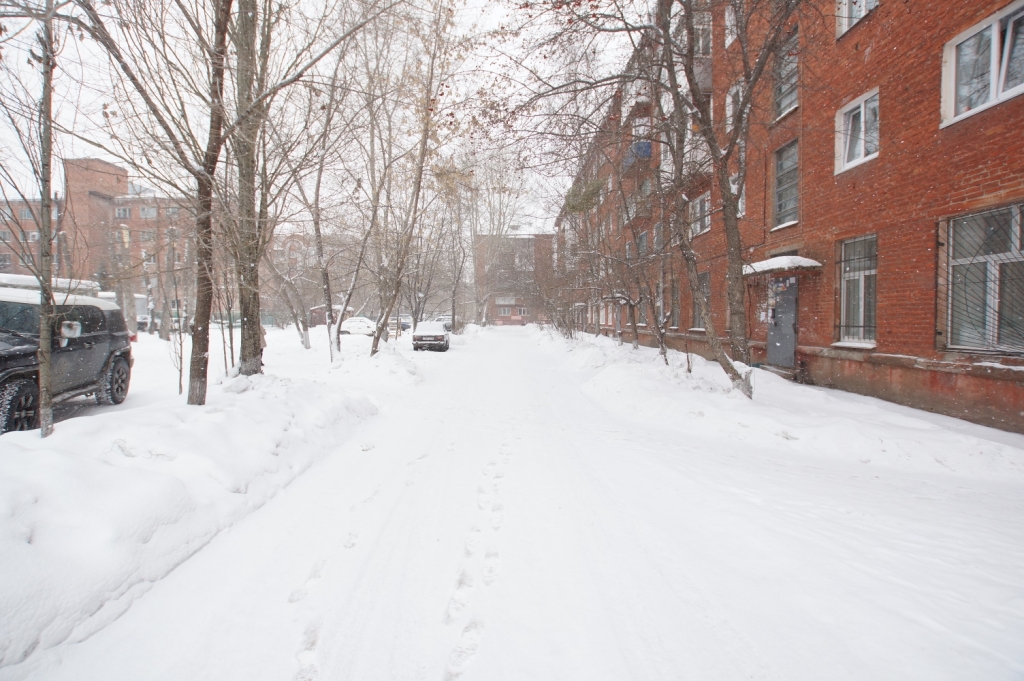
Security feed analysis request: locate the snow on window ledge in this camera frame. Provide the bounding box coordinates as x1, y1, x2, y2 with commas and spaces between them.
771, 220, 799, 232
688, 327, 706, 332
832, 341, 876, 350
772, 105, 798, 125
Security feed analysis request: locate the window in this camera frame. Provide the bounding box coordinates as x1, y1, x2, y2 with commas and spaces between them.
0, 231, 10, 242
637, 231, 648, 256
692, 271, 711, 329
165, 206, 179, 217
140, 230, 156, 241
27, 231, 39, 242
625, 242, 633, 260
837, 90, 880, 172
139, 206, 157, 219
725, 82, 743, 131
0, 253, 10, 269
638, 302, 648, 326
518, 307, 529, 316
775, 141, 799, 227
729, 175, 746, 217
838, 0, 878, 35
19, 208, 33, 221
774, 33, 799, 118
654, 223, 664, 251
498, 307, 511, 316
945, 204, 1024, 351
839, 236, 877, 342
115, 207, 130, 219
690, 192, 711, 237
671, 279, 680, 328
725, 4, 737, 47
694, 13, 712, 56
942, 2, 1024, 125
144, 251, 156, 264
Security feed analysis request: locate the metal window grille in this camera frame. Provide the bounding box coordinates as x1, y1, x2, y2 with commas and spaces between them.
839, 235, 877, 341
944, 204, 1024, 351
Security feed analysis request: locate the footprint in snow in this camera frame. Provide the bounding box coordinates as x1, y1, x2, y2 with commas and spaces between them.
344, 531, 359, 549
444, 571, 474, 624
482, 551, 500, 585
289, 562, 325, 603
464, 528, 482, 557
294, 623, 320, 680
444, 621, 484, 680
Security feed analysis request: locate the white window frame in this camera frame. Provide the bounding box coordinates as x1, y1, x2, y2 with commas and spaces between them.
725, 82, 743, 132
115, 206, 131, 219
836, 0, 878, 37
498, 307, 511, 317
518, 307, 529, 316
694, 12, 712, 56
729, 175, 745, 217
0, 254, 11, 267
724, 5, 737, 47
19, 208, 33, 221
945, 204, 1024, 352
839, 235, 878, 344
941, 0, 1024, 127
835, 88, 880, 173
165, 206, 179, 217
774, 33, 799, 120
690, 192, 711, 237
139, 206, 158, 219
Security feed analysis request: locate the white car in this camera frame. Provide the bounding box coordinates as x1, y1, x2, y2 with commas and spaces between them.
412, 321, 449, 351
340, 317, 389, 340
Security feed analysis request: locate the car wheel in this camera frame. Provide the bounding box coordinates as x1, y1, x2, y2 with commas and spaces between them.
441, 341, 449, 352
96, 356, 131, 405
0, 379, 40, 433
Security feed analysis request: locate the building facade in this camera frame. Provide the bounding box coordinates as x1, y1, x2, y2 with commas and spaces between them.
474, 233, 553, 326
557, 0, 1024, 431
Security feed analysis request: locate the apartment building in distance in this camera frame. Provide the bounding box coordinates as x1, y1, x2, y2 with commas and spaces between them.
556, 0, 1024, 431
474, 233, 554, 326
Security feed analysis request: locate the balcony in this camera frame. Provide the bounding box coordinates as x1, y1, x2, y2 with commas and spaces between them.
622, 141, 652, 172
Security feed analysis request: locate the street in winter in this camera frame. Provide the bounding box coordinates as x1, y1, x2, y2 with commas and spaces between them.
2, 327, 1023, 680
2, 0, 1024, 678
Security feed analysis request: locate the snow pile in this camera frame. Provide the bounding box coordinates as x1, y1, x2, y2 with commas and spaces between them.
534, 327, 1024, 479
0, 364, 376, 668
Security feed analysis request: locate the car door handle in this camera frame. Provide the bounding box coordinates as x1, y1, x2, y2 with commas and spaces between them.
83, 341, 95, 348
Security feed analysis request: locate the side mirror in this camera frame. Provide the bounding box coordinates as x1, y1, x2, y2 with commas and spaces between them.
61, 321, 82, 339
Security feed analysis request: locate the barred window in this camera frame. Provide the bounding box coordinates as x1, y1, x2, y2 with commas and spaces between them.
840, 236, 877, 342
944, 204, 1024, 351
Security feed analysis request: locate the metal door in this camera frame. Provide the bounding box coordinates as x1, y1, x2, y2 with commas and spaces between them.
767, 277, 798, 368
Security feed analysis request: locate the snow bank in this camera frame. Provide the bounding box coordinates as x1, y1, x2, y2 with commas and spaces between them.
0, 362, 375, 668
533, 327, 1024, 479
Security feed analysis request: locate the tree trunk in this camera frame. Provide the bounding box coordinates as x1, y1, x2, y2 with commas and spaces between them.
187, 0, 233, 404
37, 1, 55, 437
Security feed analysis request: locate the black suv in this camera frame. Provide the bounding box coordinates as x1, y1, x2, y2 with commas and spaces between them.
0, 288, 133, 433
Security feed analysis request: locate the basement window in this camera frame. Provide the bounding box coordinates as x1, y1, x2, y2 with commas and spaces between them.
839, 235, 877, 342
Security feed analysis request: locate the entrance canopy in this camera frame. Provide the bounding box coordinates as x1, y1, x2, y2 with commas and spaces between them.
743, 255, 822, 276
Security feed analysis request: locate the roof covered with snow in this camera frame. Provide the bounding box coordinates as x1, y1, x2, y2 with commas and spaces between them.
743, 255, 823, 276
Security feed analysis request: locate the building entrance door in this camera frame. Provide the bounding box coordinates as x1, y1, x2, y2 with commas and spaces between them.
767, 277, 797, 368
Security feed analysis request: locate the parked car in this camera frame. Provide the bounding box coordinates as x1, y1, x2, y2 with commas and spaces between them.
412, 321, 449, 352
339, 316, 389, 341
434, 314, 453, 331
0, 287, 133, 433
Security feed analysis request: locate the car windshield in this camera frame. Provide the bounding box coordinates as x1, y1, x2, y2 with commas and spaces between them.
0, 301, 40, 334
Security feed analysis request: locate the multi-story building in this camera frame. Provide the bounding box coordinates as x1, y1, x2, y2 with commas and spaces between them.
557, 0, 1024, 431
474, 233, 553, 325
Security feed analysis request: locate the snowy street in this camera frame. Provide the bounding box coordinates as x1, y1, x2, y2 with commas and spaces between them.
3, 326, 1024, 680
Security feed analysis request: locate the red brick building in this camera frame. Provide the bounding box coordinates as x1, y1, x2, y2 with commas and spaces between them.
474, 233, 553, 325
557, 0, 1024, 431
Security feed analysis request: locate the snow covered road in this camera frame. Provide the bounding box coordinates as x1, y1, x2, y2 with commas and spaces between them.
5, 326, 1024, 680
